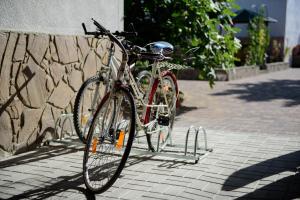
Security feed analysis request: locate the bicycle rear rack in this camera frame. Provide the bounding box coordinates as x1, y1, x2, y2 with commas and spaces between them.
132, 125, 213, 163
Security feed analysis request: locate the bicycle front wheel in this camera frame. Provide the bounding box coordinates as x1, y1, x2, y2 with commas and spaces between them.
83, 86, 136, 193
73, 75, 106, 143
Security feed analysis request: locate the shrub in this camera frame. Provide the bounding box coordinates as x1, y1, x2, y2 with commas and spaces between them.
125, 0, 241, 86
245, 6, 270, 67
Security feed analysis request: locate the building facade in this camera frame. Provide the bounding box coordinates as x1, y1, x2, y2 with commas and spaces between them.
235, 0, 300, 63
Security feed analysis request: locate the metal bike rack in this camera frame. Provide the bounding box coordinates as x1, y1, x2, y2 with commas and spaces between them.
132, 125, 213, 163
51, 113, 213, 163
183, 126, 213, 163
54, 113, 75, 140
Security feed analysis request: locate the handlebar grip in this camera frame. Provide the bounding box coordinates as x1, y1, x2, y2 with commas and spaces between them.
82, 23, 88, 34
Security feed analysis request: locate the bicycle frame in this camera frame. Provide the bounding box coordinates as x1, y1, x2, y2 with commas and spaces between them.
102, 41, 175, 139
81, 19, 177, 151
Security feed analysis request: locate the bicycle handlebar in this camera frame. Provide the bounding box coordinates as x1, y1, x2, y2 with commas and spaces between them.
82, 18, 129, 77
82, 19, 137, 38
82, 23, 99, 36
82, 19, 166, 69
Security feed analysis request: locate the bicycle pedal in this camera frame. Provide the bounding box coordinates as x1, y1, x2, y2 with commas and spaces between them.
158, 115, 169, 126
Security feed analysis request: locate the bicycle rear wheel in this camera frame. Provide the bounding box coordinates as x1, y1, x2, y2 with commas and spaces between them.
144, 71, 178, 151
83, 86, 135, 193
73, 75, 106, 143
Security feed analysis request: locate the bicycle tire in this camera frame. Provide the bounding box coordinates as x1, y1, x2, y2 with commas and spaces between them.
144, 71, 178, 151
73, 75, 105, 143
83, 86, 136, 193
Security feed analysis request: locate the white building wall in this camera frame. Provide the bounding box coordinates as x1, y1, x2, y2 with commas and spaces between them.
235, 0, 287, 38
285, 0, 300, 50
0, 0, 124, 35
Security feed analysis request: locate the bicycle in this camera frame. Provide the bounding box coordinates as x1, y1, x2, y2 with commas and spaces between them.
73, 30, 154, 144
81, 19, 178, 193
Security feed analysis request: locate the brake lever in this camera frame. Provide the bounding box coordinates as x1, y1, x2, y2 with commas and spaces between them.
129, 23, 137, 36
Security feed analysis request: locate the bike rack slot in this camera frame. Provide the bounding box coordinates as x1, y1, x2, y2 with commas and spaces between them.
54, 113, 75, 140
132, 125, 213, 163
184, 126, 198, 157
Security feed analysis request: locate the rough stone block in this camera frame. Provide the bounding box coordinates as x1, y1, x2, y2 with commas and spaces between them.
17, 107, 43, 145
49, 62, 65, 86
6, 98, 23, 120
0, 32, 9, 68
77, 36, 90, 61
0, 111, 13, 152
95, 38, 110, 64
0, 32, 18, 103
55, 36, 78, 64
39, 104, 56, 141
48, 81, 75, 109
27, 34, 49, 64
11, 62, 21, 81
13, 34, 27, 62
16, 58, 48, 109
45, 74, 55, 93
83, 51, 98, 80
68, 69, 82, 91
49, 40, 59, 62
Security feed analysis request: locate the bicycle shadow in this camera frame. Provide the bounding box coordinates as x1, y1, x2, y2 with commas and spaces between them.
5, 172, 95, 200
176, 105, 199, 116
0, 145, 83, 169
222, 150, 300, 199
3, 144, 194, 199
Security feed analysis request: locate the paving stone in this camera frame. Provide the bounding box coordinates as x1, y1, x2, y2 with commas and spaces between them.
148, 183, 170, 194
180, 189, 212, 200
203, 182, 223, 194
213, 195, 231, 200
218, 190, 250, 198
120, 189, 146, 200
141, 191, 174, 200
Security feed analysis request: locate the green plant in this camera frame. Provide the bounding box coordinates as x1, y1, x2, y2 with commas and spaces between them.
245, 6, 270, 66
284, 47, 291, 61
125, 0, 241, 87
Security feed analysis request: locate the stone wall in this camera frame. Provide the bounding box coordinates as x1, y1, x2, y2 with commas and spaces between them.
215, 62, 289, 81
0, 31, 111, 156
217, 65, 260, 81
266, 62, 290, 72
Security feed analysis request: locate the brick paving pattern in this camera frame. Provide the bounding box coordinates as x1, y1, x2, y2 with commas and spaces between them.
0, 68, 300, 199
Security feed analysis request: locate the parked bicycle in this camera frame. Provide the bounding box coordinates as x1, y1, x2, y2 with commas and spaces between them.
73, 28, 157, 144
73, 27, 138, 143
80, 19, 178, 193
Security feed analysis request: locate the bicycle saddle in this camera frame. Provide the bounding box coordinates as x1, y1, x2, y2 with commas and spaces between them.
149, 41, 174, 55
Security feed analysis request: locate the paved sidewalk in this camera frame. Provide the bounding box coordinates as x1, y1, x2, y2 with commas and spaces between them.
1, 68, 300, 200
